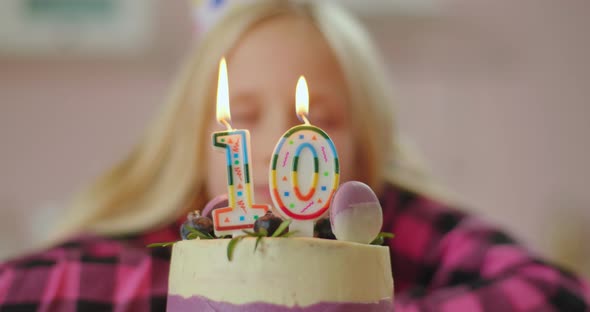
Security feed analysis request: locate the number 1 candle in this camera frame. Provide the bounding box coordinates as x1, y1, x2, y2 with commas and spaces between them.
212, 58, 270, 237
269, 76, 340, 236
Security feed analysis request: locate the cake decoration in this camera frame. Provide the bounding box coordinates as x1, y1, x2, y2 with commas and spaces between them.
227, 215, 293, 261
330, 181, 384, 244
210, 58, 270, 237
201, 193, 228, 218
269, 76, 340, 237
313, 217, 336, 239
253, 211, 290, 237
180, 211, 215, 240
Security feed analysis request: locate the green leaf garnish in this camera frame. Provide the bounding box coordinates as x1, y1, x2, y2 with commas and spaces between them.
271, 219, 292, 237
254, 235, 264, 252
370, 232, 395, 245
242, 230, 259, 237
227, 235, 246, 261
379, 232, 395, 238
371, 237, 384, 245
242, 228, 268, 237
147, 241, 176, 248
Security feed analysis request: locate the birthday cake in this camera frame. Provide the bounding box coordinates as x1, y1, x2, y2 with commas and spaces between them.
164, 181, 394, 311
167, 238, 393, 311
162, 62, 393, 310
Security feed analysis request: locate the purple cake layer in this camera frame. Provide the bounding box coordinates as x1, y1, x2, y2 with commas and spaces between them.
167, 295, 392, 312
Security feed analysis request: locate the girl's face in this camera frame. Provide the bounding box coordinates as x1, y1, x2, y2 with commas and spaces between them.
206, 15, 354, 205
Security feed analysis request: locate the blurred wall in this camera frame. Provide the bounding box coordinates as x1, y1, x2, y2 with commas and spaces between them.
0, 0, 193, 255
372, 0, 590, 275
1, 0, 589, 275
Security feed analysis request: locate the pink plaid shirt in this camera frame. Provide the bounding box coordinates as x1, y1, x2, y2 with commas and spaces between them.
1, 184, 589, 311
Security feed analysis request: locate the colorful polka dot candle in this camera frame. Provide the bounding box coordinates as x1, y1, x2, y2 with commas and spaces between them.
269, 76, 340, 236
211, 58, 270, 237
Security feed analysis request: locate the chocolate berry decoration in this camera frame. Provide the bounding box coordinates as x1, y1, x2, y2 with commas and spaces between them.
180, 211, 215, 239
254, 211, 287, 237
314, 217, 336, 240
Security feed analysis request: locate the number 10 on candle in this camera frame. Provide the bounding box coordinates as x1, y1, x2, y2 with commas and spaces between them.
212, 58, 269, 237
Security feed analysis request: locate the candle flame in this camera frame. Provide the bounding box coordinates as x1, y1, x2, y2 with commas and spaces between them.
216, 58, 232, 130
296, 76, 310, 124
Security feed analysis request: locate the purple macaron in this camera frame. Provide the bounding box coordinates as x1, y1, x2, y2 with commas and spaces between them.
201, 194, 229, 218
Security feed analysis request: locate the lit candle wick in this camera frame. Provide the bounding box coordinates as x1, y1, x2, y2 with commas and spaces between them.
299, 113, 311, 125
220, 118, 233, 131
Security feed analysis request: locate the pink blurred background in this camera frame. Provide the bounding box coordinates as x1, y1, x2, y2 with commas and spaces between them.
1, 0, 589, 276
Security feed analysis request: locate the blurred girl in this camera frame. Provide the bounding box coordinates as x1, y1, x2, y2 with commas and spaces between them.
1, 1, 588, 311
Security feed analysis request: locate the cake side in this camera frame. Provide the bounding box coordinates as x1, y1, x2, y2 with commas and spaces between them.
168, 237, 393, 307
167, 295, 392, 311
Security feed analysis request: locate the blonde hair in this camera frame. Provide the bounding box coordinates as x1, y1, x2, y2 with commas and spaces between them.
54, 0, 451, 240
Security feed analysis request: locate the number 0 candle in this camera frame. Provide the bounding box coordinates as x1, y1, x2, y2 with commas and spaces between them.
269, 76, 340, 236
212, 58, 269, 237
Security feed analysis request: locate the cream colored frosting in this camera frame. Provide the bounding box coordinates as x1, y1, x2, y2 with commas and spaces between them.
168, 237, 394, 307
